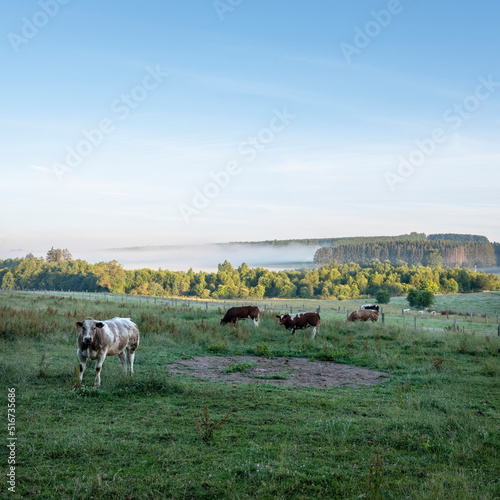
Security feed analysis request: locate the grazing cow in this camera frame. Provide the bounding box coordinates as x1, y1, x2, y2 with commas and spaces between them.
346, 310, 379, 322
418, 310, 425, 314
220, 306, 260, 326
403, 309, 411, 313
430, 311, 437, 314
276, 313, 320, 339
76, 317, 140, 387
360, 304, 380, 312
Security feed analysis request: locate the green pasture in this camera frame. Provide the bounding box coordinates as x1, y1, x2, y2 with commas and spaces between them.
0, 291, 499, 499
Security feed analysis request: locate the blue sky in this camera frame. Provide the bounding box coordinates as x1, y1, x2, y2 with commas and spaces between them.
1, 0, 499, 262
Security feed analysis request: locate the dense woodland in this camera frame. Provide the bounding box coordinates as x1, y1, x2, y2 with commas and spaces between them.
1, 252, 498, 300
314, 241, 498, 267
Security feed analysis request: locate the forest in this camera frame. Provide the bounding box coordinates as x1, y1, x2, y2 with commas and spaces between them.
1, 250, 498, 300
314, 240, 498, 267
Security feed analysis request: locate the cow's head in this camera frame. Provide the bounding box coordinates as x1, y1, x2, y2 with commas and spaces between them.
277, 314, 290, 325
76, 318, 104, 345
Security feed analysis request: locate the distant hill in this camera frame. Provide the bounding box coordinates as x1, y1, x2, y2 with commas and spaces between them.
230, 232, 427, 247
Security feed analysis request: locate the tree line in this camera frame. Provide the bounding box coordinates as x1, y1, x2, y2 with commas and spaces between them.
1, 253, 498, 300
314, 241, 497, 268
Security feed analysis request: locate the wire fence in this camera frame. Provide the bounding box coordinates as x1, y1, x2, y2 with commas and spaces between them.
3, 288, 499, 335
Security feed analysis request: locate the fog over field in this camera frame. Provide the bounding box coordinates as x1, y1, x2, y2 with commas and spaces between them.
88, 244, 319, 272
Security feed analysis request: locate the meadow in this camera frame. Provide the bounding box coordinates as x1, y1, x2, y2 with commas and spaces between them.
1, 290, 499, 499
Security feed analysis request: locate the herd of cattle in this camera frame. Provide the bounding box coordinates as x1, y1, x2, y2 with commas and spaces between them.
75, 303, 381, 387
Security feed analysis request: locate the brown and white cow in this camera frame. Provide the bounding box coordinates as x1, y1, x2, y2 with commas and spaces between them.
220, 306, 260, 326
276, 313, 320, 339
76, 317, 140, 387
346, 310, 378, 322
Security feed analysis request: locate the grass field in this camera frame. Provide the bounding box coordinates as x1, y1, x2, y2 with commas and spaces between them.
1, 291, 499, 499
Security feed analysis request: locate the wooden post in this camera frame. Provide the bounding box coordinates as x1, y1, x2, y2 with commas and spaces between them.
453, 319, 457, 331
382, 312, 385, 324
206, 302, 208, 312
346, 310, 349, 319
403, 316, 406, 327
317, 305, 321, 314
338, 306, 340, 313
290, 306, 293, 314
498, 324, 500, 336
414, 316, 417, 329
446, 311, 449, 320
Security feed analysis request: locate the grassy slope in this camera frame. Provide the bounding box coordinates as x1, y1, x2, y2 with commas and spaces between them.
0, 291, 499, 499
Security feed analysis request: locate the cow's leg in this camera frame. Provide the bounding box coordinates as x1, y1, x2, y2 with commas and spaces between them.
94, 351, 108, 387
311, 326, 316, 339
126, 347, 137, 376
77, 350, 87, 383
252, 314, 259, 327
117, 351, 127, 374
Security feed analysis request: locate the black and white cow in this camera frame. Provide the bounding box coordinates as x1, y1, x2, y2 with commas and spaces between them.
360, 304, 380, 313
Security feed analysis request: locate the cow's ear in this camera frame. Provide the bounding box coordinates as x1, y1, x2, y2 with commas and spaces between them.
76, 322, 83, 328
96, 322, 104, 329
276, 315, 280, 318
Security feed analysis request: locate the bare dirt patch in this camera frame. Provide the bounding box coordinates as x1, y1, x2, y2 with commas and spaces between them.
168, 356, 389, 388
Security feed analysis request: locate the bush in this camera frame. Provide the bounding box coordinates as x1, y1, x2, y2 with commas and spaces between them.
407, 288, 435, 308
375, 290, 391, 304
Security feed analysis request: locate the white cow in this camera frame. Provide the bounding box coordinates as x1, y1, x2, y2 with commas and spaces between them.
76, 317, 140, 387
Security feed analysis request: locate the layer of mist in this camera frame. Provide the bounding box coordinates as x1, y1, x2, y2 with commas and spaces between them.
88, 244, 318, 272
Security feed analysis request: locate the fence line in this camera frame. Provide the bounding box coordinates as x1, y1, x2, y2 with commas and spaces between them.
2, 288, 497, 335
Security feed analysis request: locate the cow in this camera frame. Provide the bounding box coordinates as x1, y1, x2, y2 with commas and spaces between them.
346, 309, 378, 322
76, 317, 140, 387
220, 306, 260, 326
360, 304, 380, 312
276, 312, 320, 339
403, 309, 411, 313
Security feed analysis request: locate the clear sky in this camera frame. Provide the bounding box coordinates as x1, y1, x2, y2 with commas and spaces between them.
1, 0, 499, 261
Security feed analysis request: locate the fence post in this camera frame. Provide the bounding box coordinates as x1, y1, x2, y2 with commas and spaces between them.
498, 324, 500, 336
206, 302, 208, 312
290, 306, 293, 314
382, 312, 385, 324
403, 316, 406, 327
317, 305, 321, 314
346, 310, 349, 319
414, 316, 417, 329
453, 319, 457, 331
